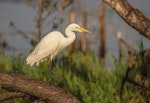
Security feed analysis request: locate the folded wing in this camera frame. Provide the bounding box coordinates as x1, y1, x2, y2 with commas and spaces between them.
26, 31, 61, 66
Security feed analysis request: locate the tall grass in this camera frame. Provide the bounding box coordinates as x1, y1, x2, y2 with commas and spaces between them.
0, 51, 146, 103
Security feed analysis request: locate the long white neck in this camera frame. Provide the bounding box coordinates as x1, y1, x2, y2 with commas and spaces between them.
62, 27, 76, 48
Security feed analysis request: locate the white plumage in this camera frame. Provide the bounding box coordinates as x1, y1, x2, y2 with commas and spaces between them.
26, 23, 90, 66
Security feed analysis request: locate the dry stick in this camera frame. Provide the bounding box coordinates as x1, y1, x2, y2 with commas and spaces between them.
43, 0, 74, 22
42, 14, 59, 29
119, 39, 150, 103
39, 0, 74, 39
9, 21, 29, 39
79, 15, 83, 51
42, 2, 57, 22
119, 48, 135, 103
117, 32, 132, 52
99, 1, 106, 63
82, 11, 89, 52
62, 0, 74, 10
120, 64, 150, 103
126, 78, 150, 91
118, 35, 133, 103
37, 0, 44, 41
119, 66, 131, 103
117, 33, 123, 59
68, 10, 76, 52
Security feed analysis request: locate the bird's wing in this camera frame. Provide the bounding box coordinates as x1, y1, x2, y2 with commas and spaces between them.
26, 31, 62, 66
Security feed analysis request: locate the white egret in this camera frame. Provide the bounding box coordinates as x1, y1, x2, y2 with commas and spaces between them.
26, 23, 90, 66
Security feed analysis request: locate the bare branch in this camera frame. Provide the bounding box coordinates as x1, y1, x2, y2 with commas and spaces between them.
37, 0, 44, 40
127, 78, 150, 91
119, 48, 150, 103
104, 0, 150, 39
119, 66, 131, 103
117, 31, 133, 52
9, 21, 29, 39
99, 1, 106, 61
43, 0, 74, 22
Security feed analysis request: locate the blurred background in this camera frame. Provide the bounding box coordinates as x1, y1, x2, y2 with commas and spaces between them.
0, 0, 150, 66
0, 0, 150, 103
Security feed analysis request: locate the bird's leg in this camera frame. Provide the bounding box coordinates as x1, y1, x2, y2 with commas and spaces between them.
48, 59, 67, 86
51, 71, 67, 86
48, 59, 53, 82
48, 59, 52, 72
47, 58, 67, 86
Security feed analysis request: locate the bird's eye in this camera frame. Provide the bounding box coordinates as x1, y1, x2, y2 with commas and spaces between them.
76, 26, 79, 29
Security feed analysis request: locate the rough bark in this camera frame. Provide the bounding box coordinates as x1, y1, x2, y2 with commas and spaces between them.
104, 0, 150, 39
0, 92, 26, 101
0, 72, 81, 103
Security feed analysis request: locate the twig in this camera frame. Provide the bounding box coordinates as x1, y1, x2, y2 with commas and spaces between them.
117, 32, 132, 52
119, 48, 135, 103
42, 2, 57, 21
99, 1, 106, 61
127, 78, 150, 91
43, 0, 74, 24
62, 0, 74, 10
37, 0, 44, 40
9, 21, 29, 39
119, 66, 131, 103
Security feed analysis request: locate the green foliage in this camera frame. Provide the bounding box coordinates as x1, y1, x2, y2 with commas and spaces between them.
0, 51, 145, 103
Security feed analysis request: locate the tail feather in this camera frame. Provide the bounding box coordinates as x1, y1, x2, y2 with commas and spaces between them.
26, 55, 36, 66
26, 54, 49, 66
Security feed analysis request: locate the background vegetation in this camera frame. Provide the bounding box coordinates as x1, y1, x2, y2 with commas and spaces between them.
0, 50, 147, 103
0, 0, 150, 103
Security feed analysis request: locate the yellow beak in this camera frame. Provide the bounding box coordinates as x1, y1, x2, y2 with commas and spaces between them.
78, 27, 90, 33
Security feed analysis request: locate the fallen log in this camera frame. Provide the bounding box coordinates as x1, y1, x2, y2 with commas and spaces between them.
0, 72, 81, 103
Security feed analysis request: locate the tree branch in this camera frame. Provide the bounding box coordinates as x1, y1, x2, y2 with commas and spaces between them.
0, 92, 26, 102
9, 20, 29, 39
43, 0, 74, 23
0, 72, 81, 103
104, 0, 150, 39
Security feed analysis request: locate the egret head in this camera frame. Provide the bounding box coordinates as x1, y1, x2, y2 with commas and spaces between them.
67, 23, 90, 33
